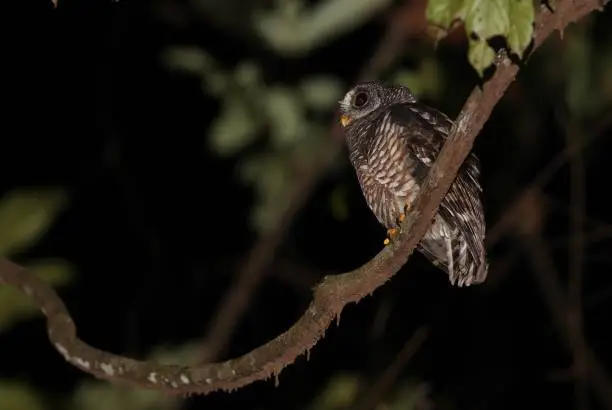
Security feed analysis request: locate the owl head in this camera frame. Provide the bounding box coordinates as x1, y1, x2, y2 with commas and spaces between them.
338, 81, 417, 128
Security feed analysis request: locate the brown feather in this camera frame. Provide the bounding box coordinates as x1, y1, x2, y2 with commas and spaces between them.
341, 83, 488, 286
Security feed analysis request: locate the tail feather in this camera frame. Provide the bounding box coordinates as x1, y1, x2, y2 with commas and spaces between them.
418, 217, 488, 287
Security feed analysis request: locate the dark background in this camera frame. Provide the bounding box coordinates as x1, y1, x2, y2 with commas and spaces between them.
3, 0, 612, 409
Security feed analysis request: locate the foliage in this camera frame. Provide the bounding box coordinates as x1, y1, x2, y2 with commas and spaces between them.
161, 50, 444, 233
3, 0, 612, 409
307, 373, 362, 410
0, 188, 73, 409
254, 0, 394, 57
0, 189, 72, 330
0, 382, 46, 410
0, 189, 67, 256
427, 0, 535, 76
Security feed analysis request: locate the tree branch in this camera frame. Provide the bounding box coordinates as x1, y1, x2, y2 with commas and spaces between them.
0, 0, 605, 396
197, 0, 430, 363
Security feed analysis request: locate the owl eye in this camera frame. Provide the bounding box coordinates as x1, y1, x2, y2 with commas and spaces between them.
352, 92, 369, 108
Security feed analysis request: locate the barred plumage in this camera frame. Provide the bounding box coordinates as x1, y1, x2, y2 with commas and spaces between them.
339, 81, 488, 287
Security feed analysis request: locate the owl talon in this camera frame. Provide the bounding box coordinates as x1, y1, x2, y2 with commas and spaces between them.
398, 213, 406, 223
384, 227, 400, 245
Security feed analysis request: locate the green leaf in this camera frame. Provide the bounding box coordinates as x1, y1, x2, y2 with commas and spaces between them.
426, 0, 467, 29
149, 341, 204, 366
507, 0, 535, 56
0, 259, 73, 331
234, 62, 262, 89
252, 158, 290, 233
208, 96, 259, 156
264, 86, 305, 147
387, 380, 431, 410
564, 26, 593, 119
238, 153, 292, 234
299, 76, 344, 111
162, 46, 231, 96
254, 0, 393, 56
461, 0, 535, 76
0, 381, 46, 410
73, 381, 177, 410
392, 58, 443, 99
464, 0, 510, 40
160, 46, 216, 77
0, 188, 67, 256
308, 373, 361, 410
468, 38, 496, 77
330, 186, 348, 221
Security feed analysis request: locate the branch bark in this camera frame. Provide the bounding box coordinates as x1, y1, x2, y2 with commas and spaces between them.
0, 0, 605, 396
197, 0, 430, 363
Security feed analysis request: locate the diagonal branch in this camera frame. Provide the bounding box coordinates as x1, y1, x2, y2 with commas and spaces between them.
197, 0, 429, 363
350, 326, 430, 410
0, 0, 605, 396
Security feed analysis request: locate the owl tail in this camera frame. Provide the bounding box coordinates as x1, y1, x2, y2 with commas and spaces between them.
417, 234, 488, 287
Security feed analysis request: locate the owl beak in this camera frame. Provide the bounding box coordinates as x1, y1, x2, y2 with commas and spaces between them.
340, 115, 352, 127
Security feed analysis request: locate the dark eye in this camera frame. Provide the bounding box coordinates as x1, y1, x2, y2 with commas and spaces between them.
353, 92, 369, 108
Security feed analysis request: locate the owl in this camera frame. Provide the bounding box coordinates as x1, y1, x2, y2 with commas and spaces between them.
338, 81, 488, 287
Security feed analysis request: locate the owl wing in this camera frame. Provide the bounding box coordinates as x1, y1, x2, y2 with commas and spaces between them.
387, 103, 487, 286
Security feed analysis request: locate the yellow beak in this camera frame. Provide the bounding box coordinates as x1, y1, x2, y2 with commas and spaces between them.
340, 115, 352, 127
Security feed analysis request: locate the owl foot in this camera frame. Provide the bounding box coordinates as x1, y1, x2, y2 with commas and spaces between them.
383, 228, 400, 245
398, 213, 406, 223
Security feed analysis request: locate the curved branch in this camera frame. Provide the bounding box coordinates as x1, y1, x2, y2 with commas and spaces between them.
0, 0, 605, 396
197, 0, 430, 363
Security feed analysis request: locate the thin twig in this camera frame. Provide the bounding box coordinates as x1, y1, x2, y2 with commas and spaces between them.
560, 114, 589, 410
0, 0, 604, 395
482, 105, 611, 293
197, 155, 335, 362
523, 233, 612, 409
486, 103, 612, 249
351, 327, 430, 410
358, 0, 428, 81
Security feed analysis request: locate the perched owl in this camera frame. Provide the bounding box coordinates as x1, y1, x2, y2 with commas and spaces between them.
338, 81, 488, 287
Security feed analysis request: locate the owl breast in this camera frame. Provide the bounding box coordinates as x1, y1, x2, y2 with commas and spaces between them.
352, 142, 421, 230
341, 88, 487, 286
